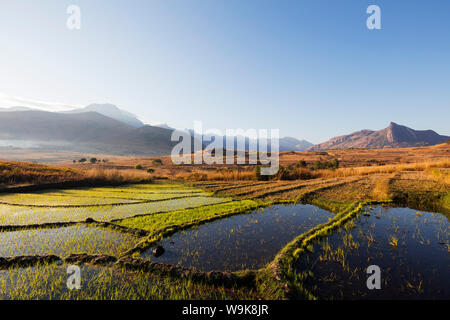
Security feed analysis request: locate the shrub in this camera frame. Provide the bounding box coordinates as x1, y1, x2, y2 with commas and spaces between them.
297, 160, 307, 168
152, 159, 163, 166
277, 166, 316, 180
254, 166, 269, 181
134, 164, 144, 170
89, 158, 98, 164
312, 160, 323, 170
330, 158, 339, 169
78, 158, 87, 163
147, 168, 155, 173
312, 159, 340, 170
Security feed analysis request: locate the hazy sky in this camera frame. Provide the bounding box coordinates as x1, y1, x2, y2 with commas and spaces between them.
0, 0, 449, 143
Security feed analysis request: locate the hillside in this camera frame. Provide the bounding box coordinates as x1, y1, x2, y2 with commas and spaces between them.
308, 122, 450, 151
0, 110, 177, 156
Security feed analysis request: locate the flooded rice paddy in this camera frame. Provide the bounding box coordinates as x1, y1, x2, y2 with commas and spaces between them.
0, 196, 227, 225
295, 206, 449, 300
0, 225, 140, 257
1, 182, 448, 300
142, 204, 334, 272
0, 264, 250, 300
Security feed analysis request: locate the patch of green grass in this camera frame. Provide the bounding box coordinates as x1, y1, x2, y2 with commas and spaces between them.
441, 193, 450, 213
309, 198, 356, 214
115, 200, 259, 234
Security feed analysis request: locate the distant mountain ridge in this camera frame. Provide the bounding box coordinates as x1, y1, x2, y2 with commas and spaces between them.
307, 122, 450, 151
65, 103, 144, 128
279, 137, 313, 151
2, 104, 445, 155
0, 110, 178, 155
200, 135, 312, 152
0, 105, 313, 155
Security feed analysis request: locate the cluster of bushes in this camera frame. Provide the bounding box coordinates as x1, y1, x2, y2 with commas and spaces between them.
253, 158, 340, 181
152, 159, 163, 166
74, 158, 107, 164
311, 159, 339, 170
290, 159, 340, 170
276, 166, 317, 180
132, 159, 163, 173
254, 165, 316, 181
134, 164, 155, 174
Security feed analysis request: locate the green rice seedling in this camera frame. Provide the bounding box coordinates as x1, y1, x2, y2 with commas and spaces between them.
0, 196, 229, 226
0, 225, 141, 257
0, 264, 258, 300
116, 200, 259, 234
389, 236, 398, 247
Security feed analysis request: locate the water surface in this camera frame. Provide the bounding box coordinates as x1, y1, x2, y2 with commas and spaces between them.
142, 204, 333, 271
0, 225, 140, 257
296, 206, 449, 300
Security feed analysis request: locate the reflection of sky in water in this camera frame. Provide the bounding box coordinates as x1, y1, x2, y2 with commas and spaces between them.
142, 204, 333, 272
296, 206, 450, 300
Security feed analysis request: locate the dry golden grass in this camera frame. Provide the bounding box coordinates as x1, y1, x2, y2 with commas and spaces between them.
170, 158, 450, 182
315, 159, 450, 180
49, 142, 449, 183
175, 168, 256, 181
425, 167, 450, 185
2, 142, 449, 188
0, 161, 81, 186
371, 174, 395, 200
0, 161, 152, 188
81, 167, 153, 184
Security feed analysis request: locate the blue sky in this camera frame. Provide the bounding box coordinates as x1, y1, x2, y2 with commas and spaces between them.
0, 0, 449, 143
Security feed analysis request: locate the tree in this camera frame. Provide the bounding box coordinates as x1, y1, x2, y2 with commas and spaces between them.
89, 158, 97, 164
78, 158, 87, 163
135, 164, 143, 170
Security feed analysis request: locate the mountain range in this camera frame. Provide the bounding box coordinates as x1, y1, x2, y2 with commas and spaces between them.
0, 104, 313, 154
0, 104, 447, 155
0, 109, 181, 155
307, 122, 450, 151
64, 103, 145, 128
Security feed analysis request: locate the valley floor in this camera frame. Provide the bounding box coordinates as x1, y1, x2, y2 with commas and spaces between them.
0, 144, 449, 300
